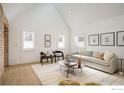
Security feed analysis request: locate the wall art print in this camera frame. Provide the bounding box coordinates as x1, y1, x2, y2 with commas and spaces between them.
116, 31, 124, 46
100, 32, 115, 46
88, 34, 99, 46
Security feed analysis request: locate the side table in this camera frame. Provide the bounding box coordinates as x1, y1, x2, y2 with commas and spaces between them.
118, 58, 124, 75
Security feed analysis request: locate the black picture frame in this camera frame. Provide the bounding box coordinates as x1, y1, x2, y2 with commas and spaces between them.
116, 31, 124, 46
45, 34, 51, 41
88, 34, 99, 46
45, 41, 51, 47
44, 34, 51, 47
100, 32, 115, 46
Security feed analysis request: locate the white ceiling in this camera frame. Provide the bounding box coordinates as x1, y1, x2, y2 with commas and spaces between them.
2, 3, 124, 28
2, 3, 37, 22
54, 3, 124, 29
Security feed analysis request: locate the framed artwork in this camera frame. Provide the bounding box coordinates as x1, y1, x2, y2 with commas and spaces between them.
45, 34, 51, 41
100, 32, 115, 46
45, 41, 51, 47
116, 31, 124, 46
44, 34, 51, 47
78, 36, 84, 42
88, 34, 99, 46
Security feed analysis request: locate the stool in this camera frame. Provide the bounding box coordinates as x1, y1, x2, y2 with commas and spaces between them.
84, 82, 101, 85
59, 79, 80, 86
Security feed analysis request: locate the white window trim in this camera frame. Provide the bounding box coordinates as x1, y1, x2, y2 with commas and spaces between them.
75, 35, 85, 49
58, 34, 65, 49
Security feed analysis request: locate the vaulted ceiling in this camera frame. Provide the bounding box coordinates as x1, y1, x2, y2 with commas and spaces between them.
2, 3, 37, 22
2, 3, 124, 30
54, 3, 124, 28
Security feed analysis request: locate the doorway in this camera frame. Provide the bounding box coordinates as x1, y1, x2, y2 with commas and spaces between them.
4, 20, 9, 67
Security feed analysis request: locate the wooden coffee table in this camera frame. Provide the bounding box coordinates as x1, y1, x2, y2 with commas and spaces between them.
58, 60, 77, 77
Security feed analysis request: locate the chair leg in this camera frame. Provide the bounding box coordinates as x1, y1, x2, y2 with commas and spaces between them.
67, 68, 69, 78
55, 57, 56, 63
51, 57, 53, 64
40, 58, 43, 65
63, 56, 64, 60
47, 58, 48, 62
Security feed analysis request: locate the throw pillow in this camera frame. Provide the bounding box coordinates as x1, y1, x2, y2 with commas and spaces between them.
95, 52, 104, 60
103, 50, 115, 62
82, 51, 93, 57
78, 51, 84, 55
92, 51, 97, 57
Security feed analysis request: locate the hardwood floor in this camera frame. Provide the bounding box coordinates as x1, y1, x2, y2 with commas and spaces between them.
1, 62, 42, 85
2, 62, 124, 85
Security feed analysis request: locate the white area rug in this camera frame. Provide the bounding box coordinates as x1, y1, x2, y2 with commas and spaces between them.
31, 63, 124, 85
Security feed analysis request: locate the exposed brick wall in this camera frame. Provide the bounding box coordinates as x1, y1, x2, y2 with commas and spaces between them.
0, 30, 4, 84
4, 20, 8, 67
0, 4, 4, 84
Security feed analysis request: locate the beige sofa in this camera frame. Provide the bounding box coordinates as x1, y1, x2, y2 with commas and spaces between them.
71, 51, 118, 74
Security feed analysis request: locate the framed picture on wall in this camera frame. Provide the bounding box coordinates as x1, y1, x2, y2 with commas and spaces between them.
78, 36, 84, 42
45, 34, 51, 41
88, 34, 99, 46
100, 32, 115, 46
44, 34, 51, 47
45, 41, 51, 47
116, 31, 124, 46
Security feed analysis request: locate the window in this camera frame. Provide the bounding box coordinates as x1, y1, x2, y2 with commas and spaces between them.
23, 32, 34, 50
75, 36, 85, 48
58, 35, 65, 49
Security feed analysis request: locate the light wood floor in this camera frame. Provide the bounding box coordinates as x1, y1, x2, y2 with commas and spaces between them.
1, 62, 42, 85
32, 63, 124, 85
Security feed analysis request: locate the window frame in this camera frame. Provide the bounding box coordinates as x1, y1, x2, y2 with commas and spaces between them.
22, 31, 35, 50
75, 35, 85, 48
58, 34, 65, 49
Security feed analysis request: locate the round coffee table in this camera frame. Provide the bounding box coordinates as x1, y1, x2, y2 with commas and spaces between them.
58, 60, 77, 77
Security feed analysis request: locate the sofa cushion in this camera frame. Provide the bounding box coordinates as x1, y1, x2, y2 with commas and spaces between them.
72, 54, 110, 66
71, 52, 78, 54
92, 51, 98, 57
80, 56, 109, 66
75, 51, 93, 57
55, 53, 62, 56
72, 54, 109, 66
104, 50, 115, 62
71, 54, 81, 58
78, 51, 84, 55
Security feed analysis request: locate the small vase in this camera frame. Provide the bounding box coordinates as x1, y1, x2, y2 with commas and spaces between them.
77, 59, 81, 68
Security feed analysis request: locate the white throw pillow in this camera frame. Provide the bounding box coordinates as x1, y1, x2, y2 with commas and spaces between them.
78, 51, 84, 55
103, 50, 115, 62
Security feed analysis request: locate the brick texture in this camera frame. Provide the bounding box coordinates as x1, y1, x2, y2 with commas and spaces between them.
0, 4, 4, 84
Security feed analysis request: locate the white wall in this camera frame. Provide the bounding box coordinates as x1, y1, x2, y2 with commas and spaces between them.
71, 14, 124, 58
9, 4, 70, 65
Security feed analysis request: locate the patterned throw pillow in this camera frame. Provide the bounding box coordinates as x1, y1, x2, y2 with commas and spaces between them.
103, 50, 115, 61
95, 52, 104, 60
